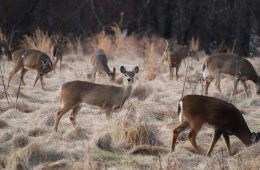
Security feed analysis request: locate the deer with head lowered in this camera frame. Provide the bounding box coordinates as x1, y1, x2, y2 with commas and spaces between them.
202, 53, 260, 96
172, 95, 260, 156
7, 49, 53, 90
52, 42, 64, 72
162, 38, 199, 80
90, 48, 116, 82
54, 66, 139, 132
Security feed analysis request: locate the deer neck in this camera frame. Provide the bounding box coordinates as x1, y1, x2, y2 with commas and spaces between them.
120, 83, 133, 106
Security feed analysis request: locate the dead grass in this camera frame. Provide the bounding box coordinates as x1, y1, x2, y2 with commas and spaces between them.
19, 28, 53, 56
131, 83, 153, 101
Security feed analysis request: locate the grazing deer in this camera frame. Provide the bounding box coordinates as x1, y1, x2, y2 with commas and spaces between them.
90, 48, 116, 81
53, 43, 64, 72
54, 66, 139, 132
162, 38, 199, 80
202, 53, 260, 96
7, 49, 53, 90
172, 95, 260, 156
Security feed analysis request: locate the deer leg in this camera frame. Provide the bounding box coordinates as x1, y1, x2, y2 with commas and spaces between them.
105, 107, 112, 120
7, 65, 21, 89
222, 132, 231, 156
232, 77, 240, 97
171, 121, 189, 152
54, 103, 75, 132
215, 73, 222, 94
176, 65, 180, 81
207, 129, 222, 157
59, 58, 62, 71
21, 69, 28, 85
69, 104, 81, 127
53, 59, 58, 73
188, 125, 202, 154
241, 80, 249, 97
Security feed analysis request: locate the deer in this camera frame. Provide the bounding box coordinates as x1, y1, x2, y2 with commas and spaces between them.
7, 49, 53, 90
53, 42, 65, 72
202, 53, 260, 96
53, 65, 139, 132
171, 95, 260, 157
90, 48, 116, 82
162, 37, 199, 80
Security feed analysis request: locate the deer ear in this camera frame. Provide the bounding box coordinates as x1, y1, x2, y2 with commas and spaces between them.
120, 66, 126, 74
133, 66, 139, 74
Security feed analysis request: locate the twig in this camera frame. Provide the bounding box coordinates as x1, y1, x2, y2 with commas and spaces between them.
0, 62, 10, 105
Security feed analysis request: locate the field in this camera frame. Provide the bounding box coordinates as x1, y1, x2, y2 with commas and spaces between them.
0, 30, 260, 170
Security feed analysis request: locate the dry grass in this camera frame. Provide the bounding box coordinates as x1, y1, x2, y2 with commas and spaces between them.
19, 28, 53, 56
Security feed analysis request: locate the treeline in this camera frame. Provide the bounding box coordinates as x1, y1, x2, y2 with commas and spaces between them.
0, 0, 260, 56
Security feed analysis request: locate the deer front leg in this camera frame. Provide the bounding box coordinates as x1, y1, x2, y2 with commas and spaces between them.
171, 121, 189, 152
207, 129, 222, 157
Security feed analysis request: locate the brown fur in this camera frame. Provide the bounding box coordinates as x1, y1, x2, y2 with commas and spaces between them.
203, 53, 260, 96
90, 48, 116, 82
172, 95, 259, 156
54, 66, 139, 132
7, 49, 53, 90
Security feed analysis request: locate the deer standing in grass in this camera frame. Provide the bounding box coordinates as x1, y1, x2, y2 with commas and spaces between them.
202, 53, 260, 96
172, 95, 260, 156
90, 48, 116, 82
53, 43, 64, 72
7, 49, 53, 90
162, 38, 199, 80
54, 66, 139, 132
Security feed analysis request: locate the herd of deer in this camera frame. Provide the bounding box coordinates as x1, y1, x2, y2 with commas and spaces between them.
0, 37, 259, 157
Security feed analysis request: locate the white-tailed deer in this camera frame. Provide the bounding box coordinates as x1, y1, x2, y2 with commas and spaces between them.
162, 38, 199, 80
171, 95, 260, 156
53, 43, 64, 72
7, 49, 53, 90
90, 48, 116, 81
202, 53, 260, 96
54, 66, 139, 132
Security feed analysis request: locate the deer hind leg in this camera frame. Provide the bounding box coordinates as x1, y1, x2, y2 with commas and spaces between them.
7, 65, 22, 89
169, 66, 173, 80
105, 107, 112, 120
214, 73, 222, 94
207, 129, 222, 157
222, 132, 231, 156
171, 121, 189, 152
21, 69, 28, 85
176, 65, 180, 81
188, 124, 202, 154
54, 103, 76, 132
69, 104, 81, 127
241, 80, 249, 97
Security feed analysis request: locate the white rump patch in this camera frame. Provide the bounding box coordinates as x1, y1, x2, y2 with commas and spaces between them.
202, 66, 209, 79
178, 100, 184, 123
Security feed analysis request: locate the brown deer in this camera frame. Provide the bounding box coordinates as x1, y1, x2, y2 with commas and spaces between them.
162, 38, 199, 80
172, 95, 260, 156
90, 48, 116, 82
202, 53, 260, 96
53, 43, 64, 72
54, 66, 139, 132
7, 49, 53, 90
